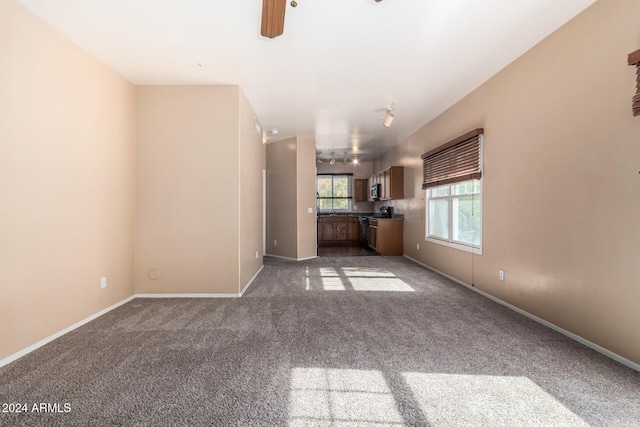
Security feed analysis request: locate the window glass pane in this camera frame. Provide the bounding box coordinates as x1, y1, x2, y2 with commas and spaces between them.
333, 198, 348, 209
318, 199, 332, 210
436, 186, 450, 197
333, 176, 349, 197
317, 176, 332, 198
429, 199, 449, 239
453, 183, 464, 195
453, 180, 480, 196
452, 196, 481, 246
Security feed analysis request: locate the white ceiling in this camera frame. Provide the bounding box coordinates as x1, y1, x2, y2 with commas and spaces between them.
17, 0, 595, 162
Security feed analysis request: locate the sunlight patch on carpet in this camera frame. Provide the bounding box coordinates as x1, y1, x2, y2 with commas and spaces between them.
341, 267, 396, 277
315, 267, 415, 292
402, 372, 588, 426
289, 368, 403, 426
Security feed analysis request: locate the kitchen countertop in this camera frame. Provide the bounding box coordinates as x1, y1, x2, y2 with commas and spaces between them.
317, 212, 404, 220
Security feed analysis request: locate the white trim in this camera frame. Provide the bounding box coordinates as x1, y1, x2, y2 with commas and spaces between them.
403, 254, 640, 372
0, 295, 136, 369
265, 253, 318, 261
135, 293, 239, 298
264, 253, 298, 261
425, 237, 483, 255
263, 169, 266, 254
240, 265, 264, 296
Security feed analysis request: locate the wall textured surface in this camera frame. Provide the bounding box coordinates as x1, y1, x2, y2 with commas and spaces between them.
0, 0, 136, 359
135, 86, 240, 294
375, 0, 640, 364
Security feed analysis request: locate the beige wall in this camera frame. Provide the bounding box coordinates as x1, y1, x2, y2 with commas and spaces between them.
136, 86, 241, 294
266, 138, 298, 259
317, 160, 375, 212
0, 0, 136, 359
378, 0, 640, 364
239, 89, 266, 289
296, 137, 318, 260
266, 137, 318, 260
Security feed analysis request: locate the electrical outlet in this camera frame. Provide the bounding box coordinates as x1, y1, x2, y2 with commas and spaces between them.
499, 270, 505, 281
274, 240, 278, 246
101, 277, 107, 289
256, 251, 259, 259
417, 243, 420, 250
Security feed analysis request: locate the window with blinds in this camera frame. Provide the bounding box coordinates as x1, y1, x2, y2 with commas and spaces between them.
421, 129, 483, 190
316, 174, 353, 210
628, 48, 640, 116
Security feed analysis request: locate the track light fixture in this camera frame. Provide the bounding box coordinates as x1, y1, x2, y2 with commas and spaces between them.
383, 100, 396, 128
383, 111, 395, 128
329, 152, 336, 165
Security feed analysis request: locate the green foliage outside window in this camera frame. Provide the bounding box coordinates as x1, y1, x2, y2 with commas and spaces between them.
317, 175, 351, 210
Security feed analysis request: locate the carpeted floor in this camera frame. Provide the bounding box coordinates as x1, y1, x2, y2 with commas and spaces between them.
1, 256, 639, 426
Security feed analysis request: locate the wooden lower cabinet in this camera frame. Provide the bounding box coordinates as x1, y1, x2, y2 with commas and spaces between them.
319, 220, 335, 241
318, 216, 359, 245
371, 219, 403, 256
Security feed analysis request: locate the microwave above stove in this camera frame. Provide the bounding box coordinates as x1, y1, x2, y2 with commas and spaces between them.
370, 183, 381, 200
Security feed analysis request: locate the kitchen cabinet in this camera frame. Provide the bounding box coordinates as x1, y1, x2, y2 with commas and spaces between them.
318, 216, 359, 245
368, 218, 403, 256
354, 179, 367, 202
368, 166, 404, 201
349, 219, 359, 240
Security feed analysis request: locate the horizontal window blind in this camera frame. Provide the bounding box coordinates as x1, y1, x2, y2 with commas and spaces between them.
421, 129, 483, 190
628, 48, 640, 116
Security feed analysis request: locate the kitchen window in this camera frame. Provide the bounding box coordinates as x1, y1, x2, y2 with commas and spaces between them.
317, 174, 352, 211
426, 180, 482, 252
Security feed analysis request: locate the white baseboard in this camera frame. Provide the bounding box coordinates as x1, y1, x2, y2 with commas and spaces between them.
136, 265, 265, 299
1, 264, 269, 368
136, 266, 266, 299
240, 265, 264, 296
135, 293, 239, 298
403, 255, 640, 372
265, 253, 318, 261
0, 295, 136, 369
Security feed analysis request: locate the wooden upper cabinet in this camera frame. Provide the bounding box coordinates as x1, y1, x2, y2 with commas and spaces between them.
369, 166, 404, 201
354, 179, 367, 202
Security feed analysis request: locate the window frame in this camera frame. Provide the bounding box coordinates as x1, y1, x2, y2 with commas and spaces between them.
425, 179, 483, 254
316, 174, 353, 211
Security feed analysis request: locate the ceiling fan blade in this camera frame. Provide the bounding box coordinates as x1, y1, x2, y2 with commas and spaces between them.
261, 0, 286, 38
